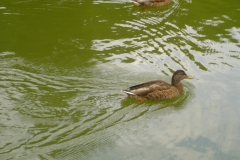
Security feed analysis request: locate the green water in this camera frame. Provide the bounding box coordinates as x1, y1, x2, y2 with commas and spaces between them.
1, 0, 240, 159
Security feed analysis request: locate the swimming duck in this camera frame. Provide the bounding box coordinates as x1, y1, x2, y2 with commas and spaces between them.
131, 0, 172, 7
122, 70, 193, 102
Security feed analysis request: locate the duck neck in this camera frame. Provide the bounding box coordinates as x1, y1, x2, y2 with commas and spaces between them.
174, 83, 183, 93
171, 80, 183, 93
171, 77, 180, 86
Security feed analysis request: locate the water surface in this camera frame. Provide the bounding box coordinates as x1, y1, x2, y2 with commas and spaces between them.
1, 0, 240, 159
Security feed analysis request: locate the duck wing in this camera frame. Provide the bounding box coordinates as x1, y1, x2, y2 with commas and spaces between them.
123, 80, 172, 97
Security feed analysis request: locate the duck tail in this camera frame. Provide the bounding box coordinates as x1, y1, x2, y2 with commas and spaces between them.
130, 0, 141, 6
121, 90, 136, 95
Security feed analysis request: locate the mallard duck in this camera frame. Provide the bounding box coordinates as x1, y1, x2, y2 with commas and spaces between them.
122, 70, 193, 102
131, 0, 172, 7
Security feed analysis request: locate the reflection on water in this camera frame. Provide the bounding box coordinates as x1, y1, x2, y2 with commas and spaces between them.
0, 54, 193, 159
1, 0, 240, 159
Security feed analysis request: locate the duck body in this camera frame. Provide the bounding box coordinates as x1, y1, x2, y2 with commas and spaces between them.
122, 70, 193, 101
131, 0, 172, 7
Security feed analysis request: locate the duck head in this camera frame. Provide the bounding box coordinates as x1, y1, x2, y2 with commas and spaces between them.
171, 70, 193, 85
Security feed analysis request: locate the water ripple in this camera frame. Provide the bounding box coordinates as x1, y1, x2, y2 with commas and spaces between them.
0, 52, 195, 159
1, 0, 240, 159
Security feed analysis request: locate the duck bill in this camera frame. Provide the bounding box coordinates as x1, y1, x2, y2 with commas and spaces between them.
186, 75, 194, 79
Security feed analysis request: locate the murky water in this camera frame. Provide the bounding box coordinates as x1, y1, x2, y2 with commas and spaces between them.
1, 0, 240, 159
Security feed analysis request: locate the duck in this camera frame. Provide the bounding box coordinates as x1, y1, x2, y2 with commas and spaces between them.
122, 70, 193, 102
131, 0, 172, 7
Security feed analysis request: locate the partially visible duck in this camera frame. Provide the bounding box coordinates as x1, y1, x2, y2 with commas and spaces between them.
131, 0, 172, 7
122, 70, 193, 102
